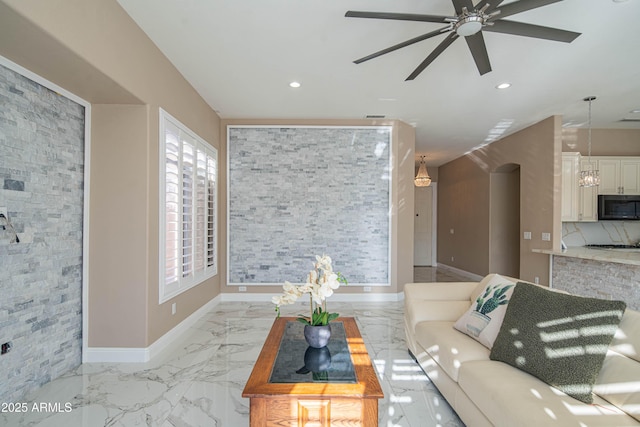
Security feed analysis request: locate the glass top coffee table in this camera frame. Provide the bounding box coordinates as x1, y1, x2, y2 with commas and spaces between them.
243, 317, 383, 427
270, 320, 357, 384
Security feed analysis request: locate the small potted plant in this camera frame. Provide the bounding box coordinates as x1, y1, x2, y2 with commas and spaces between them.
272, 254, 347, 348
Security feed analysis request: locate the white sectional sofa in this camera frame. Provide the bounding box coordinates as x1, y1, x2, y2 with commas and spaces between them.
404, 274, 640, 427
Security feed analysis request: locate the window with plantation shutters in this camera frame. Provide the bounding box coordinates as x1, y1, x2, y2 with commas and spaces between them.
159, 109, 217, 303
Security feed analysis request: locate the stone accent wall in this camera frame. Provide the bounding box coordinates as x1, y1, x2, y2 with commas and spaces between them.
552, 256, 640, 311
0, 63, 85, 402
228, 127, 390, 285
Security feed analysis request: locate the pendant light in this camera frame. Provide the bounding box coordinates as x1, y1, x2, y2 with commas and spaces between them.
414, 156, 432, 187
578, 96, 600, 187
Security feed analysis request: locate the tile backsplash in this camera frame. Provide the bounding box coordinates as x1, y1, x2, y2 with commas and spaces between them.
562, 221, 640, 247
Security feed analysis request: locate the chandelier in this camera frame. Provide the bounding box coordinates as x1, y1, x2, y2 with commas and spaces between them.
414, 156, 431, 187
578, 96, 600, 187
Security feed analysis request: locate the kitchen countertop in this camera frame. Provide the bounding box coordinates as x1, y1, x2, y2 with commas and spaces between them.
532, 246, 640, 266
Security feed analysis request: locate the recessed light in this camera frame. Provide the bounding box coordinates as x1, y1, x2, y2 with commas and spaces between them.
496, 82, 511, 90
289, 81, 301, 88
631, 109, 640, 114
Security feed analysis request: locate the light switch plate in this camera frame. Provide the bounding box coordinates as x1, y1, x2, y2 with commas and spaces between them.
542, 232, 551, 241
524, 232, 531, 240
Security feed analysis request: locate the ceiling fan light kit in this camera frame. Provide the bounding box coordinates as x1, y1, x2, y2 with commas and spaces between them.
346, 0, 581, 80
452, 5, 493, 37
455, 16, 483, 36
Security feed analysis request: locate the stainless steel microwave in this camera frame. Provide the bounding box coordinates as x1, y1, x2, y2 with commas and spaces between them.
598, 195, 640, 220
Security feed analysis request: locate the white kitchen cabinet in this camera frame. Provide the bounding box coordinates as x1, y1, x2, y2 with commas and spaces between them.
561, 153, 579, 221
595, 157, 640, 195
562, 153, 598, 222
598, 159, 620, 194
579, 159, 598, 221
620, 160, 640, 194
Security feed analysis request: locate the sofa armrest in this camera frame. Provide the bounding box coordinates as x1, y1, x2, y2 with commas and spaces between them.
404, 282, 478, 333
404, 281, 479, 301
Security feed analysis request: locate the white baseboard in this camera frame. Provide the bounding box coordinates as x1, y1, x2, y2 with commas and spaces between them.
84, 294, 222, 363
82, 347, 149, 363
436, 263, 484, 281
83, 288, 403, 363
221, 292, 402, 303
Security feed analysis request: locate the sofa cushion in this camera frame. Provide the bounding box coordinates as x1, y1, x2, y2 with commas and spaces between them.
595, 350, 640, 422
609, 308, 640, 363
415, 321, 490, 382
458, 360, 639, 427
454, 274, 517, 348
596, 309, 640, 422
490, 282, 627, 404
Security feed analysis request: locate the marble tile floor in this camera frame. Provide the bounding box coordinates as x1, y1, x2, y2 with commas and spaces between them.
2, 268, 469, 427
1, 301, 466, 427
414, 266, 473, 283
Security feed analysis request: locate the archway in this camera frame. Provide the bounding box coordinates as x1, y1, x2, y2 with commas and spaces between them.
489, 164, 521, 277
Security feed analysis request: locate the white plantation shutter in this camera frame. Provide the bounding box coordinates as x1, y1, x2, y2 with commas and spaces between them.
159, 109, 217, 303
207, 156, 217, 268
182, 137, 194, 279
164, 121, 181, 286
194, 149, 207, 273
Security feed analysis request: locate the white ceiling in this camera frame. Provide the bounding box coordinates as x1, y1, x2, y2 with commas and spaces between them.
117, 0, 640, 167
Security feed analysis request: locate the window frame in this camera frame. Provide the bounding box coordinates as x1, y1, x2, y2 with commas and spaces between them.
159, 108, 217, 304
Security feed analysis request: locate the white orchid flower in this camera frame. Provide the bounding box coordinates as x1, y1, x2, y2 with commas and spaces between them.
298, 283, 313, 294
327, 273, 340, 289
316, 254, 332, 271
318, 282, 334, 300
283, 281, 303, 298
310, 284, 325, 305
283, 293, 299, 304
307, 269, 318, 285
273, 255, 346, 325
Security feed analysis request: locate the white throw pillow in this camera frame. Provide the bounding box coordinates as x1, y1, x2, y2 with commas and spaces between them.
453, 274, 517, 349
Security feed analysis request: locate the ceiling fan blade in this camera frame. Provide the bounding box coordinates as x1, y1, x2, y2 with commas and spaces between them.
475, 0, 506, 13
452, 0, 474, 15
465, 32, 492, 75
493, 0, 562, 19
354, 27, 451, 64
406, 32, 459, 81
345, 11, 450, 24
484, 19, 580, 43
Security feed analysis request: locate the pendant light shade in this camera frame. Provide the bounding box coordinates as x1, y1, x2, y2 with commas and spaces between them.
579, 96, 600, 187
414, 156, 431, 187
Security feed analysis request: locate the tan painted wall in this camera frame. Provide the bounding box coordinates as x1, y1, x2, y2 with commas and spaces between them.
437, 155, 491, 274
220, 118, 415, 295
563, 129, 640, 156
395, 121, 417, 292
438, 116, 562, 285
90, 105, 148, 347
1, 0, 221, 347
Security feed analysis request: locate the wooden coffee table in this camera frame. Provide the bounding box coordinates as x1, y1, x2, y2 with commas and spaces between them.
242, 317, 383, 427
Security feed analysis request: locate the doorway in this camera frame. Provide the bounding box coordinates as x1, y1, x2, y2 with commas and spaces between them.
489, 165, 520, 277
414, 183, 437, 266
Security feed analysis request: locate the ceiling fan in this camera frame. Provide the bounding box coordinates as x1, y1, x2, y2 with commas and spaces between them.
345, 0, 580, 80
